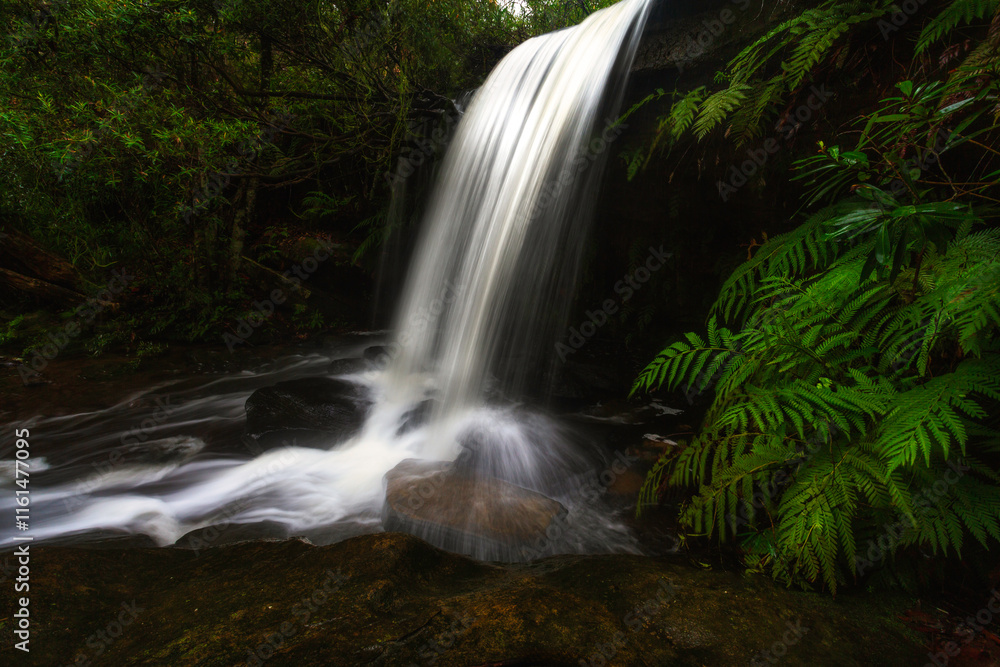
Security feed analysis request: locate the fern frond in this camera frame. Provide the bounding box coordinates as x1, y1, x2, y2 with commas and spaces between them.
693, 85, 751, 140
916, 0, 1000, 54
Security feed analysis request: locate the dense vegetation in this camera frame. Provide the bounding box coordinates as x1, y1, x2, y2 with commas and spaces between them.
633, 0, 1000, 592
0, 0, 615, 346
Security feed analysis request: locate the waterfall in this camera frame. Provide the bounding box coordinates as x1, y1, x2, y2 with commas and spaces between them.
356, 0, 655, 558
384, 0, 653, 449
4, 0, 656, 561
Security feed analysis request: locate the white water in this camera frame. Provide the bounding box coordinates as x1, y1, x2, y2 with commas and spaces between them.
388, 0, 651, 424
2, 0, 654, 559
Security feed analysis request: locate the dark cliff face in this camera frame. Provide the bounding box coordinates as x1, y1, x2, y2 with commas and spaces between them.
632, 0, 821, 75
579, 0, 837, 347
646, 0, 739, 26
643, 0, 826, 31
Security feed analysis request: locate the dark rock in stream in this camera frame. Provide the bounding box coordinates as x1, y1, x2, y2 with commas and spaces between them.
326, 356, 376, 376
363, 345, 391, 362
396, 399, 434, 436
549, 359, 632, 408
14, 533, 924, 666
175, 520, 294, 552
244, 377, 373, 450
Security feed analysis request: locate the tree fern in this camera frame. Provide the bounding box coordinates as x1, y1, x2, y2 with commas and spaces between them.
876, 358, 1000, 469
643, 1, 897, 149
633, 0, 1000, 593
634, 205, 1000, 593
693, 85, 751, 140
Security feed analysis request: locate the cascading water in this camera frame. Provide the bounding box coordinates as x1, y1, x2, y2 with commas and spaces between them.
387, 0, 652, 420
0, 0, 655, 560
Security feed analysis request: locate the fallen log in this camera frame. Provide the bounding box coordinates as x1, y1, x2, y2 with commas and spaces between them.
0, 267, 87, 306
0, 227, 86, 292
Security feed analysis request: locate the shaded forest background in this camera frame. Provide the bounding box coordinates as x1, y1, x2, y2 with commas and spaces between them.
0, 0, 622, 349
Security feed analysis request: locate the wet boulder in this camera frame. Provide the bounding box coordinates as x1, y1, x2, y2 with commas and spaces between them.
327, 356, 376, 376
382, 458, 567, 561
396, 399, 434, 436
363, 345, 391, 363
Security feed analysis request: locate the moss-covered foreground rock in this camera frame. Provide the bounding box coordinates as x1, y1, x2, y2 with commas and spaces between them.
3, 533, 924, 666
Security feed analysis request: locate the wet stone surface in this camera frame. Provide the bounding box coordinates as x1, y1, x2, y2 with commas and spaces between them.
243, 376, 373, 449
382, 459, 568, 561
6, 533, 924, 666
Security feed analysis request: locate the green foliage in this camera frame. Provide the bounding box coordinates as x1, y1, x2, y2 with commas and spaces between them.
0, 315, 24, 346
623, 87, 703, 178
693, 85, 751, 140
631, 0, 1000, 165
725, 0, 894, 91
633, 2, 1000, 592
292, 302, 325, 330
299, 191, 356, 222
632, 0, 898, 153
634, 218, 1000, 592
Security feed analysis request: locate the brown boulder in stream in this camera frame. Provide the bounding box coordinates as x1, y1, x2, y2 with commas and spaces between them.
382, 458, 567, 561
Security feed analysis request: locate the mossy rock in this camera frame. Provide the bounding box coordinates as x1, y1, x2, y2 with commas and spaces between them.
7, 533, 923, 666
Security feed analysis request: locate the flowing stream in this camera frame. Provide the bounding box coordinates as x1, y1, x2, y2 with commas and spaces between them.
2, 0, 654, 559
